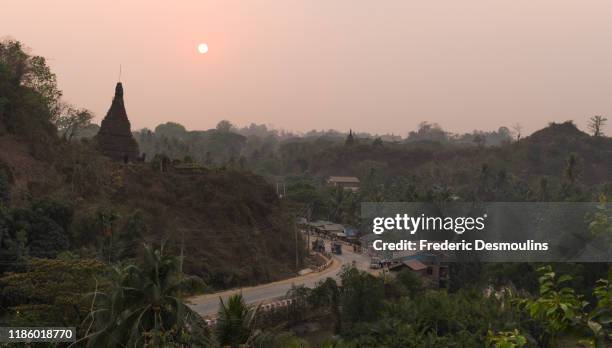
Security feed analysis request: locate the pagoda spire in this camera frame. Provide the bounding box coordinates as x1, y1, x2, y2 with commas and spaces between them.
345, 129, 355, 146
95, 82, 140, 162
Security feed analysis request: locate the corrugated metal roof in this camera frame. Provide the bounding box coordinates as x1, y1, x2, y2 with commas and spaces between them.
343, 227, 359, 236
328, 176, 360, 183
308, 220, 332, 227
404, 260, 427, 271
322, 223, 344, 231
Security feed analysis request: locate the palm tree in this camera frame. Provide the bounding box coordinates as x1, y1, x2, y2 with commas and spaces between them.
215, 294, 259, 347
83, 243, 205, 347
328, 187, 345, 222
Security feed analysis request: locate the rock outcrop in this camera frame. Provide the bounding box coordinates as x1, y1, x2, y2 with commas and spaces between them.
95, 82, 140, 162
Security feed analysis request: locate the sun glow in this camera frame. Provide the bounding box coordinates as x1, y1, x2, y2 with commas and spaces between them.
197, 43, 209, 54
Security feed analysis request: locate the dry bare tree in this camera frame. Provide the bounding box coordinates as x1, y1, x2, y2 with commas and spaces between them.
588, 115, 607, 137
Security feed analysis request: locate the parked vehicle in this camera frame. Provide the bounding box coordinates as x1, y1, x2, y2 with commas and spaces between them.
370, 256, 381, 269
312, 239, 325, 253
331, 242, 342, 255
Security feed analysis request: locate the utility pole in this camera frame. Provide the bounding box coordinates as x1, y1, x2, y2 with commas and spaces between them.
306, 226, 310, 255
306, 205, 312, 254
276, 181, 286, 198
179, 228, 185, 275
294, 222, 299, 270
107, 215, 111, 264
104, 214, 114, 265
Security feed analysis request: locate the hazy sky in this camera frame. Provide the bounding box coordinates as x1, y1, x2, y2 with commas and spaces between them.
3, 0, 611, 135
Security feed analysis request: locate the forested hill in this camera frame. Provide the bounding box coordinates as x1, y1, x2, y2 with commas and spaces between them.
289, 121, 612, 186
0, 40, 301, 289
519, 121, 612, 183
129, 119, 611, 190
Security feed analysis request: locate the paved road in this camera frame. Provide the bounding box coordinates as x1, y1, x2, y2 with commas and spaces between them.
187, 243, 371, 317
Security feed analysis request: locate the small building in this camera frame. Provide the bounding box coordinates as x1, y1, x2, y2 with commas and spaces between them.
321, 223, 344, 237
388, 260, 428, 275
305, 220, 332, 234
342, 227, 360, 242
387, 251, 449, 288
304, 220, 349, 240
327, 176, 360, 192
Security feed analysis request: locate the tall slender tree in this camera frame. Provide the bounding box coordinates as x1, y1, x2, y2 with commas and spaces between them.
588, 115, 608, 137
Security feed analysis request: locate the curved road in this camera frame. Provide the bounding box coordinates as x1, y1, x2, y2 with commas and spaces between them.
187, 243, 370, 317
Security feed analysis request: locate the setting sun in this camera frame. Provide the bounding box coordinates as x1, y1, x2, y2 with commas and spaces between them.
197, 43, 209, 54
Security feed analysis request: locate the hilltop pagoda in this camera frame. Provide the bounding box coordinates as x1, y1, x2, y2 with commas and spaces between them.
95, 82, 140, 162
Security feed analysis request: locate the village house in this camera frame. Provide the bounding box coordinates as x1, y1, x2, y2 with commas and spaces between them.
387, 250, 449, 288
301, 220, 359, 241
327, 176, 360, 192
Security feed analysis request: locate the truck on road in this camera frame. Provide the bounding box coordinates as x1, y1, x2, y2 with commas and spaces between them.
331, 241, 342, 255
312, 239, 325, 253
370, 256, 382, 269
